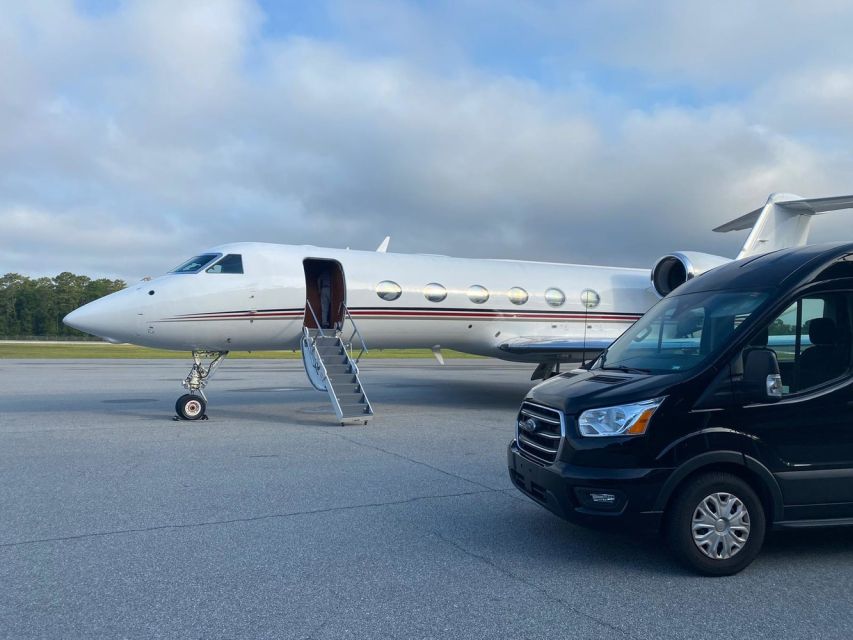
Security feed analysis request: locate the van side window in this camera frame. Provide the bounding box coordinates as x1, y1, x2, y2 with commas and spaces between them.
745, 292, 853, 395
206, 254, 244, 274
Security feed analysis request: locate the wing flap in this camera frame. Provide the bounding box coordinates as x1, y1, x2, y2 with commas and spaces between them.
499, 337, 613, 359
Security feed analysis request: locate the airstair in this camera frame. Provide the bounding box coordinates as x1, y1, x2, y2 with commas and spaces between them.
301, 303, 374, 425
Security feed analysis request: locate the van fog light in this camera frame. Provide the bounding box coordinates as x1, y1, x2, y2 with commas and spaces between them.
575, 487, 626, 512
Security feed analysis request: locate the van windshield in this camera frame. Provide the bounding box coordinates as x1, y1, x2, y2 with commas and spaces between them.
597, 290, 769, 374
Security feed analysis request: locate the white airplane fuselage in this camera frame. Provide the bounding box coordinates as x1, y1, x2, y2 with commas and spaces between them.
66, 242, 655, 360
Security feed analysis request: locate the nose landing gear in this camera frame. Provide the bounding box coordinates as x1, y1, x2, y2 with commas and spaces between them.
175, 350, 228, 420
176, 394, 207, 420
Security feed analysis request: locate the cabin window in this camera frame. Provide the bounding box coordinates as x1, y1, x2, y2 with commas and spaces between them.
206, 254, 244, 274
467, 285, 490, 304
508, 287, 529, 305
581, 289, 601, 309
545, 287, 566, 307
376, 280, 402, 301
424, 283, 448, 303
741, 292, 853, 395
171, 254, 220, 274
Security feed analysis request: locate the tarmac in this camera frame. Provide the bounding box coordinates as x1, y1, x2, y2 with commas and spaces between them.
1, 358, 851, 639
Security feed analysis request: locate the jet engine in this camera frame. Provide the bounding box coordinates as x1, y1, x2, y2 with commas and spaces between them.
651, 252, 730, 296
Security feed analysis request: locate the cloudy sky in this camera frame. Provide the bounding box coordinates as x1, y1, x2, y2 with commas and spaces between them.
2, 0, 853, 281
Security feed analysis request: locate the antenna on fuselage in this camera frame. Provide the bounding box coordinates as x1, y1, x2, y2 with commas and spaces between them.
376, 236, 391, 253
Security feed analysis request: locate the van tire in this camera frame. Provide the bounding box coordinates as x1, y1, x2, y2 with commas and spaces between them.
666, 472, 765, 576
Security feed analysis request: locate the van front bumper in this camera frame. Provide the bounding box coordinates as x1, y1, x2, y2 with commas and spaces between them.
507, 440, 670, 533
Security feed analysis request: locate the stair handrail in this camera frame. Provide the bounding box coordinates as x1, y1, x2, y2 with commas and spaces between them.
342, 303, 369, 362
305, 300, 326, 337
301, 326, 326, 381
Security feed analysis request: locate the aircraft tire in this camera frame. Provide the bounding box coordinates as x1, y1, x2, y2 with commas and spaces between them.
176, 394, 206, 420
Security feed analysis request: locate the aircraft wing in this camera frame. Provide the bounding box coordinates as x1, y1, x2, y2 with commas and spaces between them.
498, 337, 613, 360
499, 334, 804, 362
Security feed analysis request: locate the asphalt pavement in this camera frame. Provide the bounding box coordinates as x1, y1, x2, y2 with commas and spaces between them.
1, 358, 851, 639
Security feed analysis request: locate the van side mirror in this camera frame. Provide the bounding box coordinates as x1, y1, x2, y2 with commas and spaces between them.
742, 348, 783, 403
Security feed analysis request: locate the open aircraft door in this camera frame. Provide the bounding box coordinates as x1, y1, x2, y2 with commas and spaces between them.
302, 259, 346, 331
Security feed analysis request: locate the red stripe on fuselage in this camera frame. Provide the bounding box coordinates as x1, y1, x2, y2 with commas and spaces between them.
157, 309, 643, 323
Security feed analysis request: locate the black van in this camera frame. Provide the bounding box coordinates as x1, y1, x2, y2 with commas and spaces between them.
508, 242, 853, 575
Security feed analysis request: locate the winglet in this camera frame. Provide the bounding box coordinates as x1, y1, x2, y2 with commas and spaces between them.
376, 236, 391, 253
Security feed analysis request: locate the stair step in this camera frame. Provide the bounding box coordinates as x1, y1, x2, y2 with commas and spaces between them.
325, 364, 353, 373
340, 407, 372, 418
336, 396, 366, 406
328, 371, 358, 387
317, 346, 345, 355
332, 384, 361, 394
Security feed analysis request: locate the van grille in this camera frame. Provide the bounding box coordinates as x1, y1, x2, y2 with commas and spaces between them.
516, 402, 563, 464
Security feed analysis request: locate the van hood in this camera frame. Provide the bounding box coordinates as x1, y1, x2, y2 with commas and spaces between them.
528, 369, 686, 416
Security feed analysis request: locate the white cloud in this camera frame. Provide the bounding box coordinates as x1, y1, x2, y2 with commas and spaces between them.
0, 0, 851, 281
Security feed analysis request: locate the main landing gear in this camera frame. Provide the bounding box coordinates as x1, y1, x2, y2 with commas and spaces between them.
531, 362, 561, 381
175, 350, 228, 420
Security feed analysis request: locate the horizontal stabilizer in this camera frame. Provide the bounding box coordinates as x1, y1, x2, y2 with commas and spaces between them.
713, 195, 853, 233
713, 193, 853, 259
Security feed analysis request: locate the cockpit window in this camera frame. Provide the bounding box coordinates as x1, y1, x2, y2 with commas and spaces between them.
171, 254, 220, 274
206, 254, 244, 274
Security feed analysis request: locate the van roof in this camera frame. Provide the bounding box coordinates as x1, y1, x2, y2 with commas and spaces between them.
676, 242, 853, 295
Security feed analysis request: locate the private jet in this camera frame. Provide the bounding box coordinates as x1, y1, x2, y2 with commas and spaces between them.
64, 193, 853, 423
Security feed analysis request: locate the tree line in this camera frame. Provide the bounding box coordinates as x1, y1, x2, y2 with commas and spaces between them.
0, 273, 126, 338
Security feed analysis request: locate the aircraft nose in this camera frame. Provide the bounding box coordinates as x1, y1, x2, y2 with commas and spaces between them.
63, 291, 138, 342
62, 306, 96, 334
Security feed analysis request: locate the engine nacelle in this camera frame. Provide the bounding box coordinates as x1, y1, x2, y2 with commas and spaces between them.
651, 251, 730, 297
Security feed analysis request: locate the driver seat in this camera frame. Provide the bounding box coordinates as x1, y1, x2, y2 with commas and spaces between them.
798, 318, 849, 390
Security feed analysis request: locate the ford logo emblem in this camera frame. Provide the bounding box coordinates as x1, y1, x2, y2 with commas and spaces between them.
520, 417, 538, 433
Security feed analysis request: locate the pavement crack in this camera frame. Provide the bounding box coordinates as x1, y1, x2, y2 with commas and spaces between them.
301, 617, 329, 640
321, 430, 500, 492
0, 489, 497, 549
429, 529, 643, 640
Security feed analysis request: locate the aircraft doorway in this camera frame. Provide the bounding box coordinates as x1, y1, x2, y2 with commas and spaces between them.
303, 259, 346, 331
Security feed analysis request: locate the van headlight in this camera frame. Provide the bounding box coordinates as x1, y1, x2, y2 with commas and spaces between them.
577, 398, 665, 437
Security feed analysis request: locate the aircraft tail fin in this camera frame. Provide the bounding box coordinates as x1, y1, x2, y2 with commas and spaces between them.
714, 193, 853, 259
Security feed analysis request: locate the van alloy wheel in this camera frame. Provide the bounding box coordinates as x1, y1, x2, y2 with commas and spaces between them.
667, 472, 765, 576
691, 492, 751, 560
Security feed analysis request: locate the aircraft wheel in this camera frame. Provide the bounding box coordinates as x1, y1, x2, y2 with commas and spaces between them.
176, 394, 206, 420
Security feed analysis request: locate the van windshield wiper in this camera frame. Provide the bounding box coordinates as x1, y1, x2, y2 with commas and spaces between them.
600, 364, 652, 374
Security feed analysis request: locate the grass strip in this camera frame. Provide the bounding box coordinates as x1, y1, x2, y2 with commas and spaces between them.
0, 343, 481, 360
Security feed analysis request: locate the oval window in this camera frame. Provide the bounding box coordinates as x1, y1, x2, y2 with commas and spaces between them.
544, 287, 565, 307
424, 283, 448, 303
508, 287, 529, 305
580, 289, 601, 309
467, 285, 490, 304
376, 280, 402, 301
